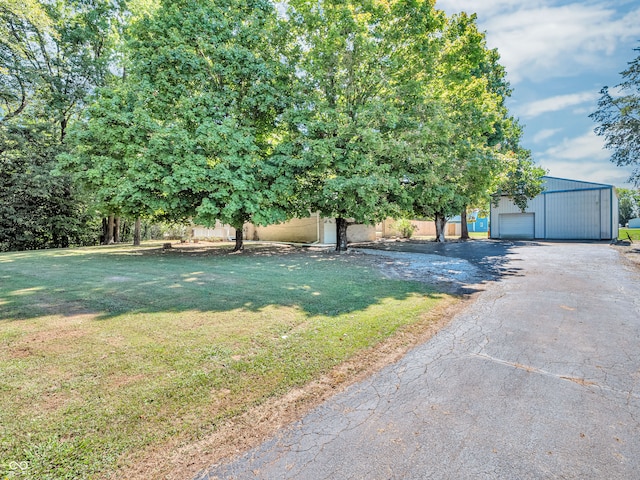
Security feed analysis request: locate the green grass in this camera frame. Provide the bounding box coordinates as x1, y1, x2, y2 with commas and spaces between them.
0, 242, 452, 479
620, 227, 640, 241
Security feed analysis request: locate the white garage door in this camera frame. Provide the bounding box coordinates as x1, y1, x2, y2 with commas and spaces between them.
499, 213, 534, 239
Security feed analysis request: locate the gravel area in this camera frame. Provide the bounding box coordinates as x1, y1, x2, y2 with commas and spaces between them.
357, 248, 484, 289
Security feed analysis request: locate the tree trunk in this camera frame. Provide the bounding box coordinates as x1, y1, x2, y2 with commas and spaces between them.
106, 215, 115, 244
434, 213, 447, 243
114, 217, 121, 243
60, 117, 68, 144
336, 217, 348, 252
100, 218, 107, 244
233, 225, 244, 252
460, 207, 469, 240
133, 218, 141, 246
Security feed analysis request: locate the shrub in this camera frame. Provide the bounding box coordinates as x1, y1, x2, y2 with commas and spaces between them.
395, 218, 417, 238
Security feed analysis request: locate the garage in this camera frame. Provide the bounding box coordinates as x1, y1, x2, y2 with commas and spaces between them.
498, 213, 535, 239
490, 176, 619, 241
544, 190, 601, 239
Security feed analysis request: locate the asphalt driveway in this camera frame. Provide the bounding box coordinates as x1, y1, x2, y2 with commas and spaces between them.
197, 241, 640, 479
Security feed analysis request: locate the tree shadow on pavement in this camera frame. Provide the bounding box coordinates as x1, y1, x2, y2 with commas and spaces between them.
352, 239, 543, 294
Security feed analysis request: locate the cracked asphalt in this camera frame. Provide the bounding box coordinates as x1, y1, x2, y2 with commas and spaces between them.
196, 241, 640, 480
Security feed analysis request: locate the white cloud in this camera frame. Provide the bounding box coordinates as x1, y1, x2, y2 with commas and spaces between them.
519, 92, 599, 119
436, 1, 640, 84
534, 129, 634, 185
532, 128, 562, 143
540, 158, 632, 186
542, 130, 609, 161
435, 0, 545, 17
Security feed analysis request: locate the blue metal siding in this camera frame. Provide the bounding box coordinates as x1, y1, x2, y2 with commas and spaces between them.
467, 217, 488, 232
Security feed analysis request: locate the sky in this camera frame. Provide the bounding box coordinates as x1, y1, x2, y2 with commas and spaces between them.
436, 0, 640, 188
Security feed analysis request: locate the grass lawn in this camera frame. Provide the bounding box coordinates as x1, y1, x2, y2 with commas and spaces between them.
0, 242, 454, 479
619, 228, 640, 242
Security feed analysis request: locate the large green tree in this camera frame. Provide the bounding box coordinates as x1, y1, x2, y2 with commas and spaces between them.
396, 12, 511, 242
1, 0, 122, 251
395, 11, 545, 242
66, 0, 296, 252
1, 0, 123, 140
591, 46, 640, 186
616, 187, 640, 226
0, 122, 99, 251
286, 0, 419, 251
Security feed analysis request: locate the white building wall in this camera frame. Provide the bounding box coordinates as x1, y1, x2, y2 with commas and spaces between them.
491, 176, 618, 240
545, 190, 600, 239
600, 189, 612, 239
192, 221, 235, 240
608, 189, 619, 238
490, 195, 544, 239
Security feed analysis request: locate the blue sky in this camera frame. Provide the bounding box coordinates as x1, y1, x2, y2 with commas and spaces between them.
436, 0, 640, 188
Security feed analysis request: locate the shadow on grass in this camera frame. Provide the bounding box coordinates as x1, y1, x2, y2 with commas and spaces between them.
0, 243, 454, 321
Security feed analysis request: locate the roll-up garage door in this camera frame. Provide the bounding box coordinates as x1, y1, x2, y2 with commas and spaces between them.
499, 213, 534, 239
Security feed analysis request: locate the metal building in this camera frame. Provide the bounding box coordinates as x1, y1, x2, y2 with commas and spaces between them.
490, 176, 619, 240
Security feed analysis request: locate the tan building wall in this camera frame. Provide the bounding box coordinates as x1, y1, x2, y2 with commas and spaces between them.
377, 218, 460, 238
249, 215, 375, 244
245, 216, 320, 243
194, 214, 375, 244
346, 222, 377, 243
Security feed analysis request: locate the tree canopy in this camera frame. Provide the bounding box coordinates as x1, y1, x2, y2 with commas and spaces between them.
284, 0, 417, 250
392, 11, 542, 241
63, 0, 297, 251
617, 187, 640, 226
4, 0, 546, 252
591, 46, 640, 186
0, 0, 122, 251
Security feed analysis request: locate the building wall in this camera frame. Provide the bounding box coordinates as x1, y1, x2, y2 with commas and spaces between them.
245, 216, 320, 243
542, 177, 602, 191
242, 214, 375, 244
545, 190, 601, 239
468, 217, 489, 232
490, 195, 545, 239
611, 190, 619, 238
345, 223, 377, 242
192, 221, 235, 240
490, 176, 618, 240
377, 218, 460, 238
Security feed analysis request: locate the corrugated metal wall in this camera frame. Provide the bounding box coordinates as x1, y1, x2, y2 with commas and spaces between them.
545, 190, 600, 239
490, 195, 544, 239
542, 177, 603, 191
600, 189, 612, 239
490, 176, 617, 240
